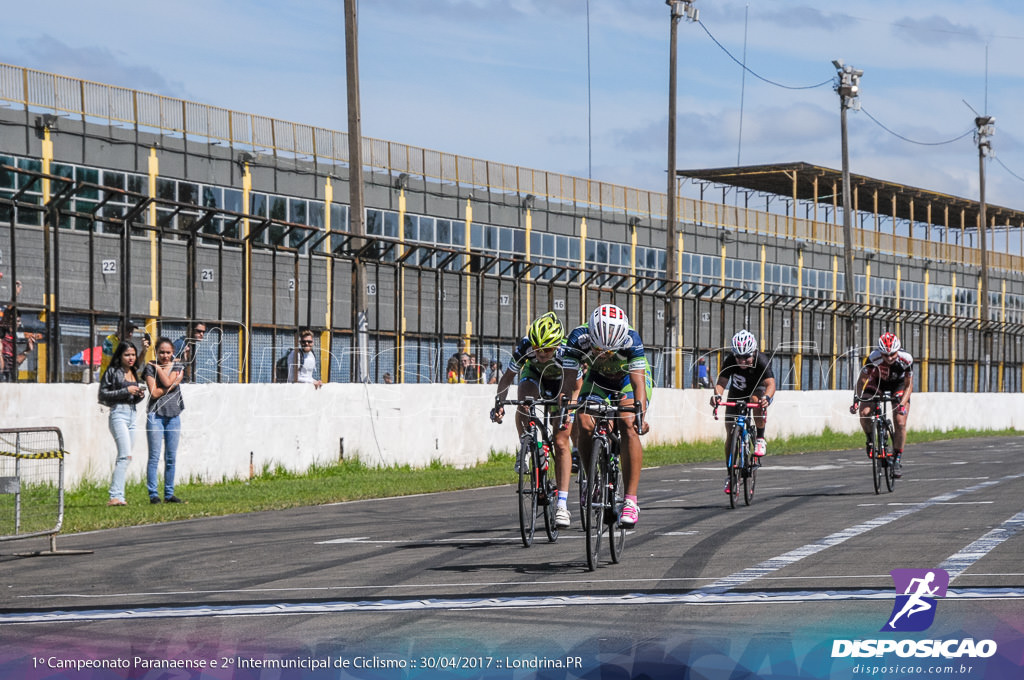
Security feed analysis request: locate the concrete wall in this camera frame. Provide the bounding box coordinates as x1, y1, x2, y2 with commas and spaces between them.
2, 385, 1021, 489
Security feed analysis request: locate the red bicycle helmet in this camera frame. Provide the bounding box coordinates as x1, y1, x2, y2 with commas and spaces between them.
878, 332, 901, 356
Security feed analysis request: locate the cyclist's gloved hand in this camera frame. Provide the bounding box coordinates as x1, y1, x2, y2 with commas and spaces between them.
490, 406, 504, 423
710, 393, 722, 408
849, 399, 859, 415
896, 404, 907, 416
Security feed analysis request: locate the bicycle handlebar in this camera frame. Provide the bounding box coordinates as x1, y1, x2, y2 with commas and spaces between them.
856, 391, 901, 403
575, 401, 639, 417
712, 399, 765, 421
496, 396, 566, 407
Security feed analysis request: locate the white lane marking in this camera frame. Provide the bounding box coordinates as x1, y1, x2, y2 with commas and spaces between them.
3, 588, 1022, 625
940, 508, 1024, 581
857, 501, 994, 507
22, 572, 1024, 603
661, 531, 699, 536
700, 472, 1024, 593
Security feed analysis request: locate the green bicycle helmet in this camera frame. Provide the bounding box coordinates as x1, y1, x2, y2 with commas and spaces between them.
527, 312, 564, 349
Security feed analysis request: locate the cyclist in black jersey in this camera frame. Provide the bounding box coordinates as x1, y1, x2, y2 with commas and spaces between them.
710, 330, 776, 494
491, 312, 576, 528
851, 332, 914, 477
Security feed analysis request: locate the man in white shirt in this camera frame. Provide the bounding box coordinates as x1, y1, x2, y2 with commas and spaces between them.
289, 329, 322, 389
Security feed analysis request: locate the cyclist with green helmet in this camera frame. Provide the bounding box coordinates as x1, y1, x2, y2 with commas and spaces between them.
491, 312, 576, 528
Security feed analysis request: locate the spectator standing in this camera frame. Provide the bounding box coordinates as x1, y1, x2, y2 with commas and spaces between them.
486, 359, 502, 384
460, 352, 481, 383
287, 329, 323, 389
100, 319, 139, 378
143, 337, 186, 504
172, 321, 207, 382
97, 340, 145, 506
0, 312, 35, 383
696, 356, 711, 388
446, 354, 462, 383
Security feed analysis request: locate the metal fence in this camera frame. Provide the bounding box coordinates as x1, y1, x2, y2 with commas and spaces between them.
5, 62, 1024, 273
3, 164, 1024, 392
0, 427, 87, 555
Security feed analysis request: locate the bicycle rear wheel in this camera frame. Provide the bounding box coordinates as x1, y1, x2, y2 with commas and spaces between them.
585, 439, 607, 571
576, 462, 587, 531
883, 423, 896, 492
541, 459, 559, 542
517, 438, 537, 547
742, 431, 757, 506
608, 456, 626, 564
871, 422, 884, 495
726, 428, 741, 509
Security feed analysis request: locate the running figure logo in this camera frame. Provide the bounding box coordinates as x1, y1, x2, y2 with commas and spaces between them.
882, 568, 949, 632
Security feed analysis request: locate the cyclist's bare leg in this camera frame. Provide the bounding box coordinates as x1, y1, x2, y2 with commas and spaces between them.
514, 379, 541, 438
858, 404, 874, 438
576, 411, 596, 478
553, 424, 572, 496
617, 396, 642, 497
892, 404, 909, 451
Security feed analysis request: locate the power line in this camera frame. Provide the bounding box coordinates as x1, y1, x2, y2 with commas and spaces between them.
697, 20, 833, 90
859, 107, 975, 146
993, 155, 1024, 184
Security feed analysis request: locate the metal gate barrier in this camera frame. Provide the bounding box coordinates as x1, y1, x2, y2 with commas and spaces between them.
0, 427, 90, 556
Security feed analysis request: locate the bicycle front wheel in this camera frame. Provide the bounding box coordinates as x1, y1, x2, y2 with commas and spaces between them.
726, 428, 741, 509
576, 461, 588, 532
541, 457, 559, 542
742, 431, 757, 506
517, 438, 537, 547
585, 439, 607, 571
883, 422, 896, 492
871, 421, 884, 495
608, 457, 626, 564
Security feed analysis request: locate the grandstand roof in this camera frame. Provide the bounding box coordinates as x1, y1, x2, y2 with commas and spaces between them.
677, 162, 1024, 230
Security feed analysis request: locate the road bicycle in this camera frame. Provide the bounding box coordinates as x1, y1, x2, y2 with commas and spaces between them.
576, 400, 640, 571
495, 396, 566, 547
860, 391, 898, 494
713, 399, 761, 508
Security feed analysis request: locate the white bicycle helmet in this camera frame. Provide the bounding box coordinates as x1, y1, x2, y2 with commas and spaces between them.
589, 304, 630, 351
731, 329, 757, 357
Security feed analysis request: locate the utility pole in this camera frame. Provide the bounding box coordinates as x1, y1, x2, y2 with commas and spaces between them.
975, 114, 995, 391
665, 0, 697, 388
833, 59, 862, 386
345, 0, 369, 383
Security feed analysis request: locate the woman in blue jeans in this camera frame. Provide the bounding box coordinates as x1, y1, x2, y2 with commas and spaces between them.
98, 340, 145, 506
143, 337, 186, 504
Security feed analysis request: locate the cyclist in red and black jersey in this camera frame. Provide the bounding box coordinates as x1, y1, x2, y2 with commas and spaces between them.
851, 332, 914, 477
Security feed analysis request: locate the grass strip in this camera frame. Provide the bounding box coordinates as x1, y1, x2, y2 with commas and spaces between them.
60, 427, 1019, 534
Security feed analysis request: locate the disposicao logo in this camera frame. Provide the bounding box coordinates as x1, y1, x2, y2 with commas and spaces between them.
882, 568, 948, 632
831, 567, 998, 660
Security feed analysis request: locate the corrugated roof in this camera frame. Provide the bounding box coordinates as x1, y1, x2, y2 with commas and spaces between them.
677, 162, 1024, 229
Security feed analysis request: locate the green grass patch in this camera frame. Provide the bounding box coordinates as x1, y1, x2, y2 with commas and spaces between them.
56, 428, 1019, 534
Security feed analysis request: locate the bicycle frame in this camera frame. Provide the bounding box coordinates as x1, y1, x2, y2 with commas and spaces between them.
860, 391, 898, 493
576, 400, 638, 571
496, 396, 565, 546
713, 400, 760, 508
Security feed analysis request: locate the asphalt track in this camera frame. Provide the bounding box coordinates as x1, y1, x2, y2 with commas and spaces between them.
2, 436, 1023, 677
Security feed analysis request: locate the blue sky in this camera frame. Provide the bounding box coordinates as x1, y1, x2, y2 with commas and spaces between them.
4, 0, 1024, 215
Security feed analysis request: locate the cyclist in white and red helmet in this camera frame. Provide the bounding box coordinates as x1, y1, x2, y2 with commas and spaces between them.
851, 332, 914, 477
561, 303, 650, 528
710, 330, 776, 494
